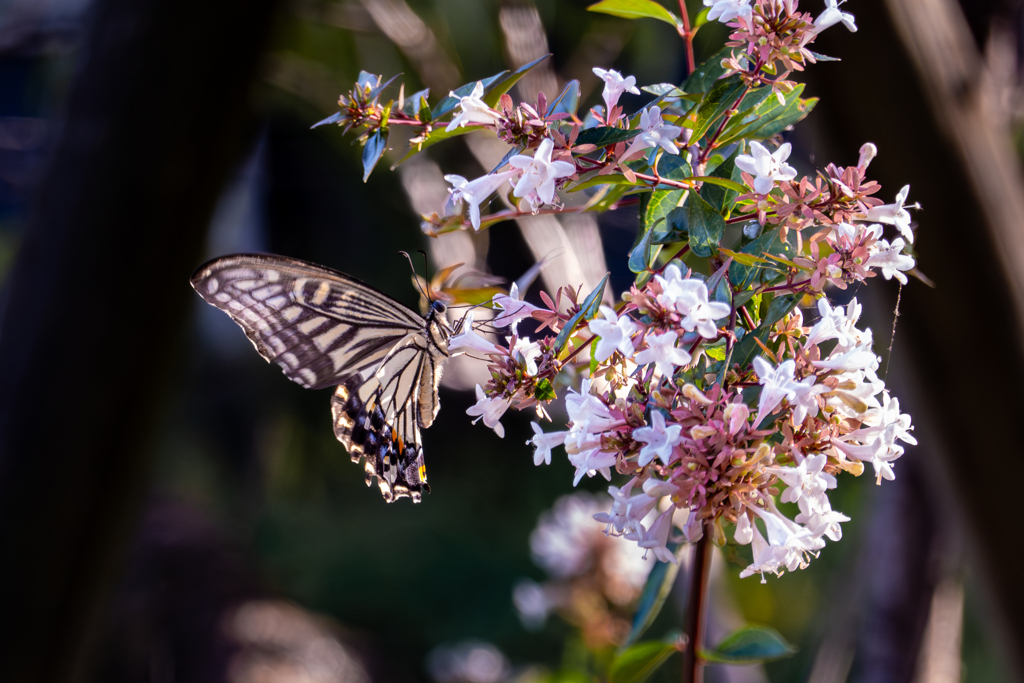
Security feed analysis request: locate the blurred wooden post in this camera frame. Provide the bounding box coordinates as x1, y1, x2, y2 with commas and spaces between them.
802, 0, 1024, 679
0, 0, 279, 679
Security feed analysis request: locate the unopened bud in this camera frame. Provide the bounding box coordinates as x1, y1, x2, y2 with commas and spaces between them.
858, 142, 878, 170
683, 383, 713, 405
750, 443, 772, 464
691, 425, 718, 440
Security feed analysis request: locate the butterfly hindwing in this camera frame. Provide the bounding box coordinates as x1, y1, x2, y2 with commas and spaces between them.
191, 253, 451, 503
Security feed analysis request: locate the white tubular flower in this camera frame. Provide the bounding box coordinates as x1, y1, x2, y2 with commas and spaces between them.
806, 297, 863, 349
445, 81, 502, 132
632, 410, 683, 466
528, 422, 567, 466
798, 508, 850, 542
734, 512, 754, 544
813, 342, 879, 373
568, 447, 617, 486
654, 263, 688, 309
512, 336, 542, 375
509, 138, 576, 206
656, 268, 730, 337
466, 384, 511, 438
752, 357, 815, 426
865, 185, 915, 243
592, 67, 640, 114
565, 379, 618, 436
492, 282, 542, 331
622, 106, 683, 160
445, 171, 518, 230
624, 492, 659, 532
448, 311, 502, 354
680, 289, 731, 339
767, 454, 836, 517
704, 0, 752, 23
594, 479, 638, 533
634, 330, 692, 378
589, 306, 638, 362
858, 142, 878, 170
642, 477, 679, 498
637, 508, 677, 564
735, 141, 797, 194
866, 238, 915, 284
814, 0, 857, 32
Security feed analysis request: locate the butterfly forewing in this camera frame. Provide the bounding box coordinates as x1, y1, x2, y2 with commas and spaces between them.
191, 253, 451, 503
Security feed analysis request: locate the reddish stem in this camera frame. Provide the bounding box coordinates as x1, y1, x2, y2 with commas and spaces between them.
677, 0, 696, 76
759, 278, 811, 294
682, 526, 713, 683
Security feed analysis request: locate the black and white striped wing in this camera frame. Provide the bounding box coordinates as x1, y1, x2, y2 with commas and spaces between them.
331, 333, 446, 502
191, 254, 425, 390
191, 253, 449, 503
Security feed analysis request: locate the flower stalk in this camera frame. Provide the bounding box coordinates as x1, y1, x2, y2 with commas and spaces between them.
683, 525, 713, 683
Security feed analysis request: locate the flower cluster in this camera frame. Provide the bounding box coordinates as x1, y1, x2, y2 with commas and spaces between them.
513, 493, 654, 647
321, 0, 921, 587
446, 254, 915, 581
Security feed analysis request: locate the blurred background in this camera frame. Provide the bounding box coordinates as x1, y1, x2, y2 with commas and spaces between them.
0, 0, 1022, 681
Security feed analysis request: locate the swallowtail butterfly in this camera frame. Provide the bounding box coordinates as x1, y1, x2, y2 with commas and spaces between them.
191, 253, 453, 503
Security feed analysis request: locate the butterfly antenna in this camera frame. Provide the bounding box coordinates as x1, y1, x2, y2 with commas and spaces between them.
399, 250, 432, 304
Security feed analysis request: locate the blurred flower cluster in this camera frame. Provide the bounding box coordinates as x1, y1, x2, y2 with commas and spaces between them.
513, 493, 654, 648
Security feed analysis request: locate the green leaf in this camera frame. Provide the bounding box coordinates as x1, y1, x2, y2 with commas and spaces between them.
762, 293, 798, 329
692, 6, 711, 29
682, 47, 732, 93
691, 175, 748, 195
642, 83, 686, 97
550, 80, 581, 116
630, 193, 656, 274
367, 73, 401, 102
575, 126, 642, 147
699, 147, 745, 212
645, 188, 685, 239
356, 70, 378, 90
391, 124, 483, 168
566, 172, 631, 193
311, 112, 343, 129
730, 228, 794, 290
629, 221, 657, 273
718, 85, 818, 145
587, 0, 679, 26
584, 182, 634, 212
554, 274, 609, 353
730, 293, 797, 369
533, 378, 556, 401
362, 130, 387, 182
687, 192, 725, 257
701, 626, 796, 665
655, 206, 688, 244
482, 54, 552, 107
624, 550, 683, 646
401, 87, 430, 116
689, 75, 746, 144
610, 639, 680, 683
490, 145, 523, 174
732, 325, 769, 370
